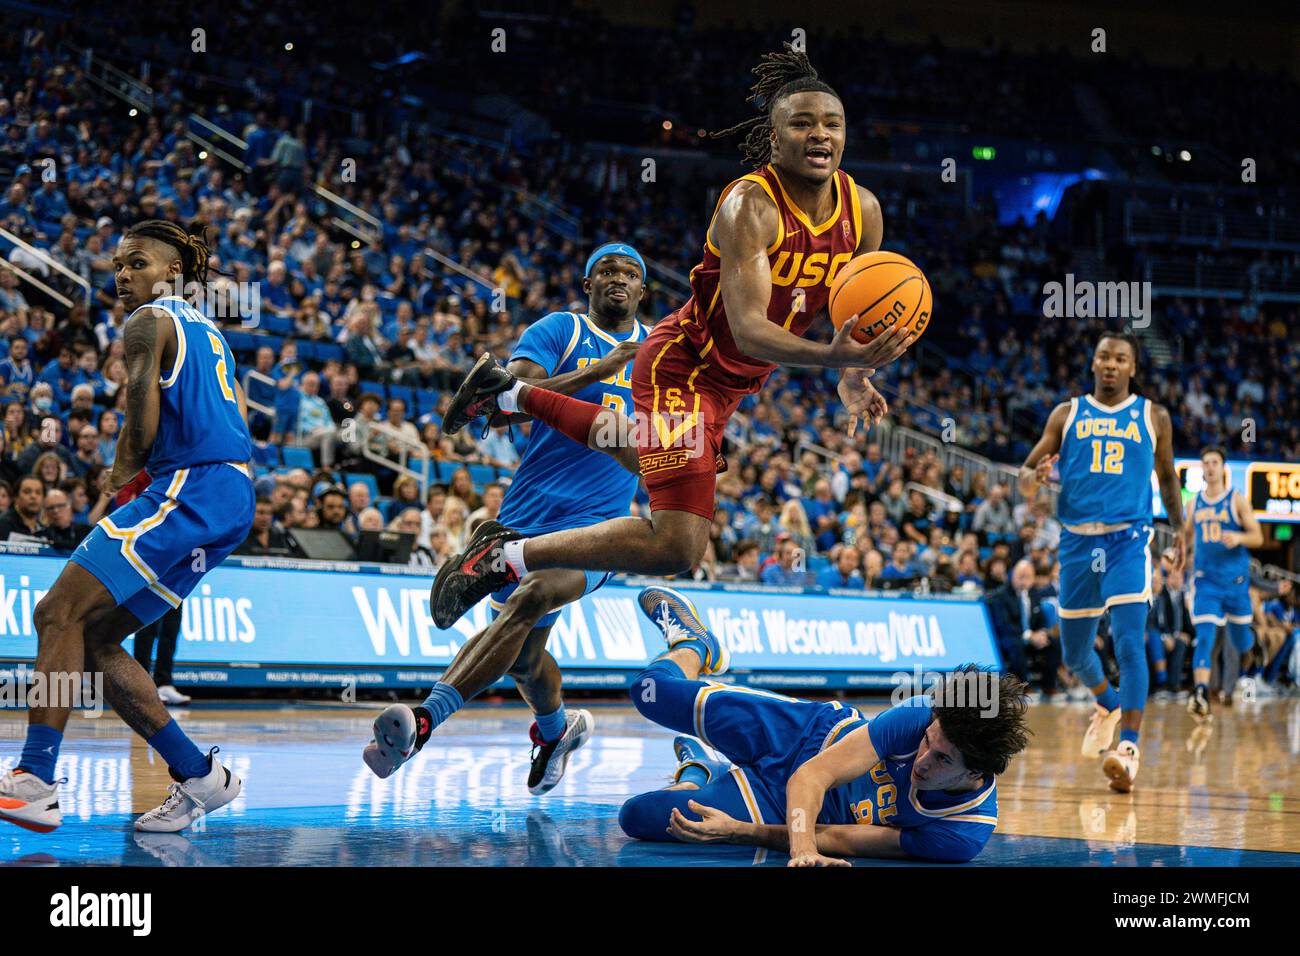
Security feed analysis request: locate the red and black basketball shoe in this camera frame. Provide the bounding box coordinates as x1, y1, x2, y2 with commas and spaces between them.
443, 352, 517, 437
430, 519, 525, 629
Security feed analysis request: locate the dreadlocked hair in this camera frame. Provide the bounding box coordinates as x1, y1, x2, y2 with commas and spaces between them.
125, 218, 212, 286
709, 42, 841, 168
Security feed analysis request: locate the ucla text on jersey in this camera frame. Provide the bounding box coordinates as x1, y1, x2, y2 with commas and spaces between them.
1057, 394, 1156, 527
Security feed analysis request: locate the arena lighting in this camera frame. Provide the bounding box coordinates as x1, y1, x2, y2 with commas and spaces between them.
285, 43, 294, 51
128, 108, 138, 117
1179, 149, 1192, 162
1151, 145, 1162, 155
661, 120, 672, 131
199, 151, 208, 160
972, 146, 996, 160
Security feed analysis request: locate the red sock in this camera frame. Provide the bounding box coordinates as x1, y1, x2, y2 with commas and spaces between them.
522, 387, 604, 447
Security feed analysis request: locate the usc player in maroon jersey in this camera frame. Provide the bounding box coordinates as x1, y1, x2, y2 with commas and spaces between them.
430, 44, 913, 628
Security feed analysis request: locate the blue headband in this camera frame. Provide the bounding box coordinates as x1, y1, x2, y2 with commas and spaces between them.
585, 242, 646, 279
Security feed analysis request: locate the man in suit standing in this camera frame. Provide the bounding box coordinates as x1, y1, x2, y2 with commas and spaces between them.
1147, 563, 1193, 700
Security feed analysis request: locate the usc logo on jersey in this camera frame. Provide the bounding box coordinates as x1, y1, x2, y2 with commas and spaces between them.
770, 251, 855, 288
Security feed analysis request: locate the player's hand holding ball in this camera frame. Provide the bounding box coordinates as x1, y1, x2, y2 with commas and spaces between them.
826, 250, 932, 369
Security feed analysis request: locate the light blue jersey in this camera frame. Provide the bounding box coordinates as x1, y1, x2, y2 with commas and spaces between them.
69, 296, 254, 628
136, 296, 252, 475
1057, 393, 1156, 527
1190, 488, 1253, 627
498, 311, 646, 535
1191, 490, 1250, 587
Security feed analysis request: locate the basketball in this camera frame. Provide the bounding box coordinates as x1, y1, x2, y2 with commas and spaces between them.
828, 251, 933, 344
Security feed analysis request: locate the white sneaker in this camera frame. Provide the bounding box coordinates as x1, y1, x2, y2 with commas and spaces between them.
363, 703, 421, 779
134, 748, 241, 832
1066, 684, 1092, 702
0, 769, 62, 833
527, 709, 594, 795
1080, 704, 1122, 758
1102, 740, 1140, 793
158, 685, 192, 706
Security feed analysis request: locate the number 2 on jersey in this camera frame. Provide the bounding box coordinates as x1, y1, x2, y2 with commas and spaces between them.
207, 331, 236, 404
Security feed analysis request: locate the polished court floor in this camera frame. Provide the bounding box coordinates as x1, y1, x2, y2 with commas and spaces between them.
2, 696, 1298, 867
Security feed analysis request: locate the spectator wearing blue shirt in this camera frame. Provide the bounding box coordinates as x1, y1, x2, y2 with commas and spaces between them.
31, 180, 69, 225
37, 346, 79, 409
242, 346, 278, 436
817, 545, 865, 589
293, 371, 337, 467
880, 541, 919, 583
803, 478, 841, 552
0, 335, 34, 405
760, 536, 807, 587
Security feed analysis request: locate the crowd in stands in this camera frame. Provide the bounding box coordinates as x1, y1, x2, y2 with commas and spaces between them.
0, 12, 1297, 700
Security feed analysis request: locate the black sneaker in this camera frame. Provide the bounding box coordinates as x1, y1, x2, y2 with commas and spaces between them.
1188, 686, 1212, 722
430, 519, 524, 628
527, 709, 594, 795
444, 352, 517, 437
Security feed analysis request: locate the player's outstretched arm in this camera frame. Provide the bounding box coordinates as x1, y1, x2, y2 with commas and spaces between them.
1018, 401, 1070, 499
109, 308, 168, 494
782, 725, 882, 866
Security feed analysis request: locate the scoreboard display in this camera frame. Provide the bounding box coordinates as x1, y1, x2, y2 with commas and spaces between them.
1151, 459, 1300, 523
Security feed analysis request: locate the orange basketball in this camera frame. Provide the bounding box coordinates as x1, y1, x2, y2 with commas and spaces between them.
828, 251, 932, 344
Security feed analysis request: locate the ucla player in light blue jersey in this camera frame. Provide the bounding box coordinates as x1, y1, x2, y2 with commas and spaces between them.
1, 221, 253, 835
1184, 446, 1263, 720
364, 243, 648, 795
1019, 332, 1184, 793
616, 587, 1029, 864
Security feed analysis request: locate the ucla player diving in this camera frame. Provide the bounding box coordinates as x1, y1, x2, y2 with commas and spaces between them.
617, 586, 1029, 864
1185, 446, 1263, 719
1019, 332, 1184, 793
1, 220, 254, 833
364, 243, 648, 794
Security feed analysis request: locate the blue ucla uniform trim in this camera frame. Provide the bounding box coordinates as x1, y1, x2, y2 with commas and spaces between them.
70, 462, 255, 628
133, 296, 252, 475
1190, 489, 1253, 626
1056, 394, 1156, 527
690, 688, 997, 862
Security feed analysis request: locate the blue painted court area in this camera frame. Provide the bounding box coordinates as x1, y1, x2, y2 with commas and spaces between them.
2, 703, 1297, 867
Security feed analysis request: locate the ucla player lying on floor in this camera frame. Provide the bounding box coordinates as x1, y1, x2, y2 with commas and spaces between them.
618, 587, 1031, 865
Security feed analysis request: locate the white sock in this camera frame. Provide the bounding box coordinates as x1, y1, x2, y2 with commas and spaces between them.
497, 381, 525, 414
502, 538, 528, 577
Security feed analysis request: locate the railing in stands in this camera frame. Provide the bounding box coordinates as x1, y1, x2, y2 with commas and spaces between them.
60, 42, 382, 246
0, 226, 91, 310
240, 369, 277, 420
355, 419, 433, 494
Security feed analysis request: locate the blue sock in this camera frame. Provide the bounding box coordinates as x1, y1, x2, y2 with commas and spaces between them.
676, 762, 712, 787
19, 723, 63, 784
1096, 685, 1120, 712
418, 681, 464, 735
1154, 669, 1167, 687
656, 639, 710, 670
147, 719, 209, 781
1120, 728, 1140, 747
534, 706, 568, 742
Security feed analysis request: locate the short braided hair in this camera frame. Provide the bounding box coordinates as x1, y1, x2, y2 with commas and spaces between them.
124, 218, 212, 286
709, 43, 841, 168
